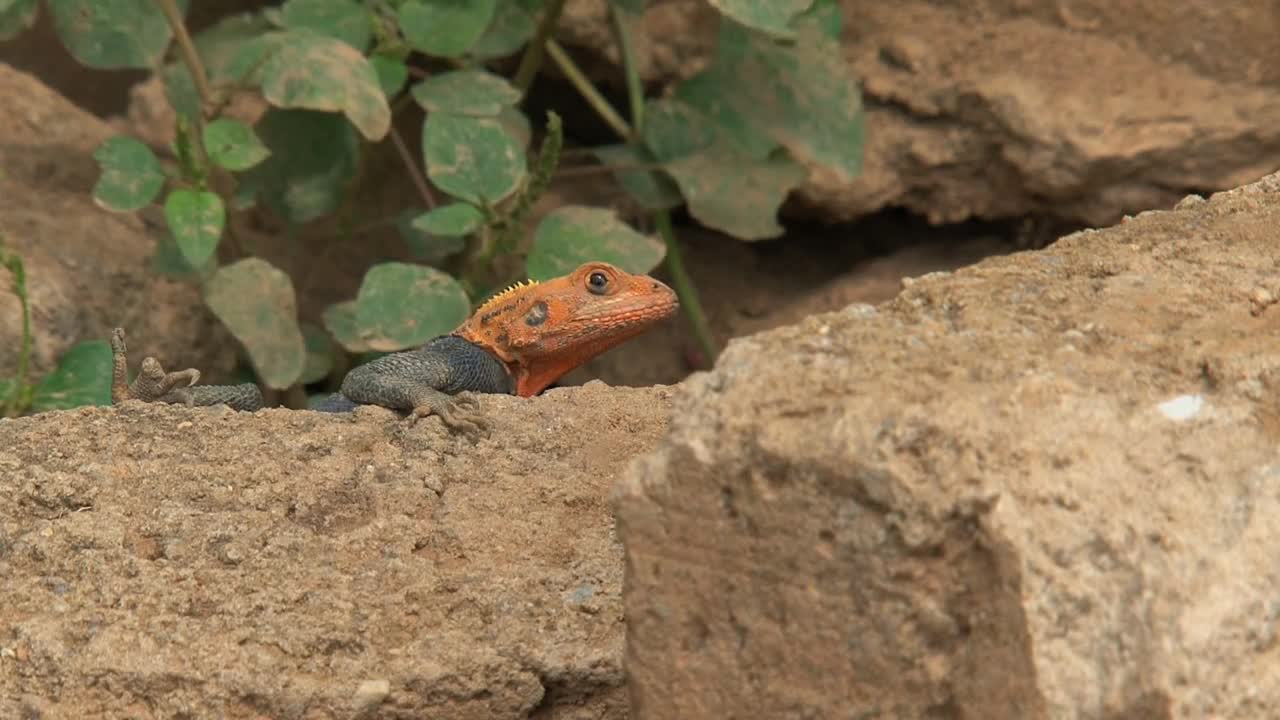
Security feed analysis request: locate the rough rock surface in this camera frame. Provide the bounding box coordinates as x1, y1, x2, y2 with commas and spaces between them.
616, 173, 1280, 718
0, 382, 672, 719
0, 63, 234, 380
560, 0, 1280, 227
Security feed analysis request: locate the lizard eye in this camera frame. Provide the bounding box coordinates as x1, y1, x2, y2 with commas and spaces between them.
586, 270, 610, 295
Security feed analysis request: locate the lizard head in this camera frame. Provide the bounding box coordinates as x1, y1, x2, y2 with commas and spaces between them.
458, 261, 679, 397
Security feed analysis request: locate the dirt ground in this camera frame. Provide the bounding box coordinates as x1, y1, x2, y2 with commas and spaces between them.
0, 383, 673, 719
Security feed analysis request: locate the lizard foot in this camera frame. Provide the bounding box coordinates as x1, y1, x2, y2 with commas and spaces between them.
408, 392, 490, 438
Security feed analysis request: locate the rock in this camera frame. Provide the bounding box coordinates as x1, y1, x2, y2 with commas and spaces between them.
0, 63, 235, 381
558, 0, 1280, 227
0, 382, 674, 718
615, 173, 1280, 717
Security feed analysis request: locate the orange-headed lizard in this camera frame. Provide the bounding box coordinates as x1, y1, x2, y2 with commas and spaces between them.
111, 261, 679, 436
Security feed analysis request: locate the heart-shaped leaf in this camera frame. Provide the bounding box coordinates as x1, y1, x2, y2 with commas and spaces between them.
258, 30, 391, 140
92, 136, 165, 212
236, 109, 360, 223
354, 262, 471, 351
48, 0, 189, 69
370, 54, 408, 97
411, 69, 521, 116
399, 0, 497, 58
203, 118, 271, 171
30, 340, 113, 411
422, 113, 526, 204
203, 258, 306, 389
164, 189, 225, 268
526, 205, 665, 280
412, 203, 484, 237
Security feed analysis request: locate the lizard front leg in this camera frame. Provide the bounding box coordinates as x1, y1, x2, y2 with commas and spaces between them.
110, 328, 263, 411
337, 336, 514, 437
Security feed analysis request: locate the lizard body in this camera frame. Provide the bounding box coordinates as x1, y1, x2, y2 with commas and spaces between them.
111, 261, 678, 435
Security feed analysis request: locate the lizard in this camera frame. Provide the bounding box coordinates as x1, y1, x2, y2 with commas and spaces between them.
110, 261, 679, 436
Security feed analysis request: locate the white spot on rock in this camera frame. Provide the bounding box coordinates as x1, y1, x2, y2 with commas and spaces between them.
1158, 394, 1204, 421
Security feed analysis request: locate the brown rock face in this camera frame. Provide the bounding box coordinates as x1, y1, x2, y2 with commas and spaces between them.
560, 0, 1280, 227
0, 63, 234, 381
0, 383, 672, 719
616, 174, 1280, 718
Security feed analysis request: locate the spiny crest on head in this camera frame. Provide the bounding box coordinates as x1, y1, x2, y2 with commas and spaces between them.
476, 277, 541, 314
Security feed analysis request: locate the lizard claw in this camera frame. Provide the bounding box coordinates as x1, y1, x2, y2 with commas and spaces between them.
408, 393, 490, 439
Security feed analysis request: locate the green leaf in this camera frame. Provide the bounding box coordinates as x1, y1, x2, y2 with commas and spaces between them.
370, 54, 408, 97
151, 231, 216, 278
593, 144, 682, 211
321, 300, 370, 353
422, 113, 526, 204
354, 263, 471, 351
707, 0, 812, 39
0, 0, 38, 42
496, 105, 532, 150
259, 30, 391, 140
687, 12, 864, 179
642, 98, 806, 240
399, 0, 497, 57
395, 209, 466, 263
280, 0, 372, 50
92, 136, 165, 212
411, 203, 484, 237
526, 206, 666, 280
164, 190, 225, 268
470, 0, 543, 59
237, 109, 360, 223
299, 322, 334, 384
203, 118, 271, 171
411, 69, 521, 116
30, 340, 112, 411
48, 0, 189, 69
203, 258, 306, 390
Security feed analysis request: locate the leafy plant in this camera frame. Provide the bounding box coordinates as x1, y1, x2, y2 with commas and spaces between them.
7, 0, 865, 407
1, 238, 113, 417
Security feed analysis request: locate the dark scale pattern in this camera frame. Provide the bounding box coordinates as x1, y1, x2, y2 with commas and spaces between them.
182, 385, 265, 412
318, 335, 514, 414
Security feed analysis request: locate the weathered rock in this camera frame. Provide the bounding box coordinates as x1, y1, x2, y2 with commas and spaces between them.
0, 63, 235, 381
559, 0, 1280, 227
0, 382, 673, 718
616, 174, 1280, 718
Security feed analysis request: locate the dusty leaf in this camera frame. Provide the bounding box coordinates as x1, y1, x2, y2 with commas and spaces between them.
203, 118, 271, 171
203, 258, 306, 389
399, 0, 497, 58
706, 0, 811, 38
299, 322, 335, 384
370, 54, 408, 97
321, 300, 370, 353
236, 109, 359, 223
92, 136, 165, 212
422, 113, 526, 204
526, 206, 665, 280
396, 210, 466, 264
411, 69, 521, 117
0, 0, 38, 42
259, 30, 391, 140
162, 12, 276, 118
411, 203, 484, 237
354, 262, 471, 351
593, 144, 682, 211
30, 340, 113, 411
48, 0, 188, 69
470, 0, 543, 59
664, 150, 805, 240
164, 190, 225, 268
280, 0, 371, 50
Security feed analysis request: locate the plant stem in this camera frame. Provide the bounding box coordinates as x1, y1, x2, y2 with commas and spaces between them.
389, 122, 436, 210
655, 212, 716, 364
156, 0, 213, 112
606, 4, 718, 364
513, 0, 569, 92
545, 39, 633, 139
1, 244, 32, 417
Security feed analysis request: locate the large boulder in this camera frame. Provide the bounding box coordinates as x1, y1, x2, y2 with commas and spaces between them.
559, 0, 1280, 227
0, 383, 672, 719
616, 174, 1280, 717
